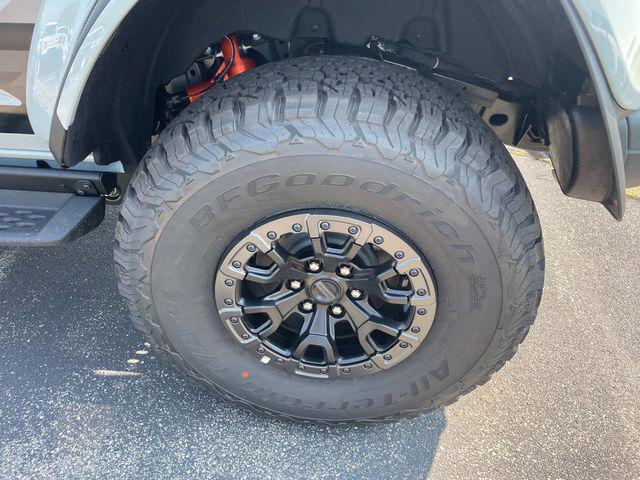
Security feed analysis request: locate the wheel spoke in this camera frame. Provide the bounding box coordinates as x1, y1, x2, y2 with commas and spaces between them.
342, 300, 381, 355
241, 287, 306, 337
286, 256, 309, 273
311, 234, 363, 265
357, 316, 402, 353
354, 260, 396, 281
269, 288, 307, 318
363, 318, 402, 337
244, 265, 280, 284
378, 286, 410, 305
243, 243, 291, 284
309, 236, 341, 272
292, 305, 338, 363
340, 238, 364, 261
266, 243, 289, 270
343, 299, 401, 353
310, 236, 329, 259
342, 298, 372, 328
253, 317, 281, 337
349, 261, 397, 291
373, 261, 398, 283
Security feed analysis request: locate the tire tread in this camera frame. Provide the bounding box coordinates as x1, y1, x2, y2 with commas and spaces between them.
114, 56, 544, 424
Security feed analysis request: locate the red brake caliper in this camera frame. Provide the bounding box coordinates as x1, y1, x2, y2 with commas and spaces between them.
185, 34, 256, 103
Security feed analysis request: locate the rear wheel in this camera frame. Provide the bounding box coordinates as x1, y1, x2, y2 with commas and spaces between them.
115, 55, 544, 423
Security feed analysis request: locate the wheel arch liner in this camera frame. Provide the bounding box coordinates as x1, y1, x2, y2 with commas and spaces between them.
44, 0, 628, 220
46, 0, 558, 171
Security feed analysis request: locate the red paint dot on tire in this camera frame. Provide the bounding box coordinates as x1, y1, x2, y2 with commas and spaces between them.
241, 370, 249, 378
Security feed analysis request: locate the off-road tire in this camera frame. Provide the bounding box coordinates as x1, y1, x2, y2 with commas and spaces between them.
114, 56, 544, 424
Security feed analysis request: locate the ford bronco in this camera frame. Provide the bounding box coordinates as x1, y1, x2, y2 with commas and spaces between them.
0, 0, 638, 423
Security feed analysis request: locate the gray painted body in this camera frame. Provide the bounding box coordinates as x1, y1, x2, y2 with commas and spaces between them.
573, 0, 640, 111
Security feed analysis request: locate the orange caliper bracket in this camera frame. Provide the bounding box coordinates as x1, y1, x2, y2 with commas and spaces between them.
186, 34, 256, 103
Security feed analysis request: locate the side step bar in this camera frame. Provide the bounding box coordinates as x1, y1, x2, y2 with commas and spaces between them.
0, 166, 117, 246
0, 165, 117, 196
0, 190, 105, 246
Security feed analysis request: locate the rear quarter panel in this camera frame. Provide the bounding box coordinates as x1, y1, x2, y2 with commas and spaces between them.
573, 0, 640, 111
26, 0, 96, 140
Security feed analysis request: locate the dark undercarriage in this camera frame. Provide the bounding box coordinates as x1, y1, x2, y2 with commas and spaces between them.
58, 0, 618, 213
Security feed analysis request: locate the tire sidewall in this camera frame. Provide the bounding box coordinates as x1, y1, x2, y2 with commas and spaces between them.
149, 145, 504, 421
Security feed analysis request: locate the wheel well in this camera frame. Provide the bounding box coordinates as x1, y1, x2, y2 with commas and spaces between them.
66, 0, 587, 172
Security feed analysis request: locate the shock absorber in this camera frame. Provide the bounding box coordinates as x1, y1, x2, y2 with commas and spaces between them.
186, 34, 256, 103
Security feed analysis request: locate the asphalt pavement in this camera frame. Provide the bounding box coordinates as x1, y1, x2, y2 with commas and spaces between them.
0, 153, 639, 480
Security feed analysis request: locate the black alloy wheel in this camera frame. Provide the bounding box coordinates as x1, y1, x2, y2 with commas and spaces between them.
214, 212, 437, 379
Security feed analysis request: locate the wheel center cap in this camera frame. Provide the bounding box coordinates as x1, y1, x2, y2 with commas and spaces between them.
310, 279, 342, 304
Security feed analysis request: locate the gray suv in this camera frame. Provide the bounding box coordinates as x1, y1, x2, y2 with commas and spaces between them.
0, 0, 638, 424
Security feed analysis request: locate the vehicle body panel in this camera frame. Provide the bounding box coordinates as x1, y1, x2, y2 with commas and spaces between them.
26, 0, 95, 140
573, 0, 640, 111
56, 0, 137, 132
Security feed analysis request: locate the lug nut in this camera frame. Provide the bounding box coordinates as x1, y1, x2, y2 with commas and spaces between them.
342, 367, 351, 374
289, 279, 303, 290
230, 317, 239, 324
338, 264, 352, 277
394, 251, 405, 259
246, 243, 256, 252
383, 354, 392, 361
364, 362, 373, 369
399, 341, 409, 348
225, 279, 234, 287
267, 231, 277, 240
301, 300, 315, 312
320, 221, 330, 230
411, 326, 421, 333
348, 225, 359, 234
417, 288, 426, 296
257, 347, 265, 353
409, 269, 419, 277
307, 260, 322, 272
373, 236, 384, 245
417, 308, 427, 315
232, 260, 242, 268
330, 305, 344, 317
320, 367, 328, 374
349, 289, 363, 300
292, 223, 303, 232
241, 333, 250, 339
224, 298, 233, 305
276, 358, 284, 364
